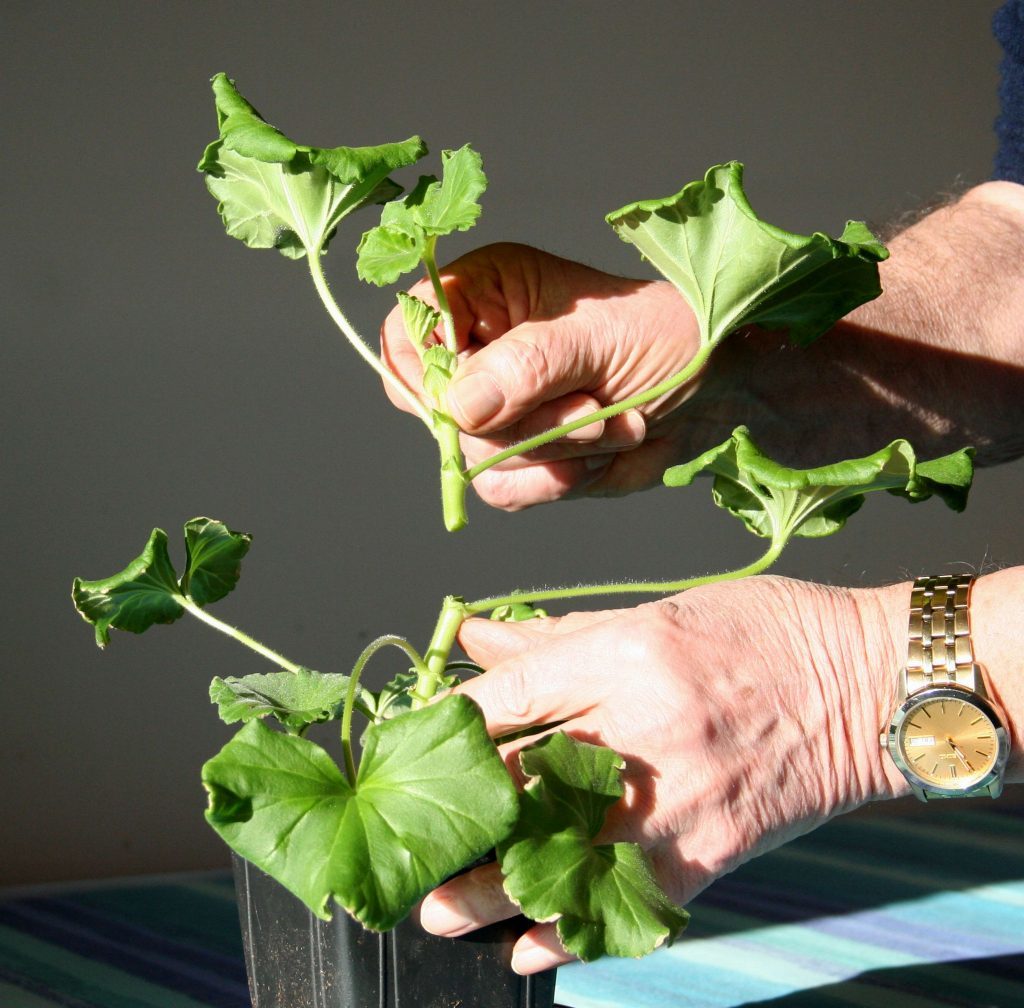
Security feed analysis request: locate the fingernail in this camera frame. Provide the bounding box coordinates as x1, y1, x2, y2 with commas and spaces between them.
449, 372, 504, 428
585, 452, 615, 471
419, 893, 472, 936
564, 405, 605, 442
614, 408, 647, 447
511, 943, 558, 975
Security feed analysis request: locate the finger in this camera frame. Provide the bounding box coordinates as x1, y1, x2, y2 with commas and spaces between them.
467, 455, 619, 510
469, 392, 609, 449
572, 434, 699, 499
446, 318, 610, 434
460, 407, 647, 470
458, 610, 622, 667
455, 626, 622, 736
418, 861, 519, 937
512, 924, 576, 975
420, 871, 577, 976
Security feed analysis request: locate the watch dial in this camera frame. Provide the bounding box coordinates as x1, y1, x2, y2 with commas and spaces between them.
897, 697, 998, 788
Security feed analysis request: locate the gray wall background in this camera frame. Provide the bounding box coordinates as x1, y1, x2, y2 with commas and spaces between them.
5, 1, 1021, 885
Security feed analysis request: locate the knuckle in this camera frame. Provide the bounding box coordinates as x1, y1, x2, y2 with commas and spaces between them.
472, 472, 530, 511
492, 662, 535, 722
499, 334, 557, 396
628, 602, 687, 668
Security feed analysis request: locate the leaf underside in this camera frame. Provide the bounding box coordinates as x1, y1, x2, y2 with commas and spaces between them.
663, 426, 974, 542
606, 161, 888, 348
199, 73, 426, 258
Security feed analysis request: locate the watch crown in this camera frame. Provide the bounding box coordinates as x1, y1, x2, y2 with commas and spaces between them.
879, 731, 887, 749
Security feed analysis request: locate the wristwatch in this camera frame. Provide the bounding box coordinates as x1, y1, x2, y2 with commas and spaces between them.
880, 574, 1010, 801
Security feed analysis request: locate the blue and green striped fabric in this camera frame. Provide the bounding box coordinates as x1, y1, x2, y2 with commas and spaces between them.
2, 801, 1022, 1007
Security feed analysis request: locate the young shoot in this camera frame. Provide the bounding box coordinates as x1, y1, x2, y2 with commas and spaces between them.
199, 78, 888, 534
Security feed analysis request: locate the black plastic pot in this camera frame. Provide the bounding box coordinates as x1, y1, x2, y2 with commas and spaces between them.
232, 854, 560, 1008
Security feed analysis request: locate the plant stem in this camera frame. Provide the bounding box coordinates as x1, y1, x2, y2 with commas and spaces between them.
422, 239, 470, 530
307, 251, 433, 426
424, 239, 458, 354
435, 414, 469, 532
178, 597, 304, 673
413, 596, 471, 706
464, 538, 786, 616
409, 541, 785, 710
341, 635, 427, 786
463, 342, 715, 482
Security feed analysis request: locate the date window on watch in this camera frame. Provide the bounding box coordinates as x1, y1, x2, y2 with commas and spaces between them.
906, 735, 936, 747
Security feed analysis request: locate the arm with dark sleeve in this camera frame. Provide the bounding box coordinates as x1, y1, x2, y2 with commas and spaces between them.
995, 0, 1024, 182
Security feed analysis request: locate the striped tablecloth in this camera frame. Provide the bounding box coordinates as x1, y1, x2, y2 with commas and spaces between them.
2, 800, 1022, 1008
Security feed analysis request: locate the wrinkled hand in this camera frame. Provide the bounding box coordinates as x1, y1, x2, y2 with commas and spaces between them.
380, 243, 704, 509
418, 577, 903, 974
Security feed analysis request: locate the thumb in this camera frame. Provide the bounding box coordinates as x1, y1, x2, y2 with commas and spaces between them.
447, 318, 608, 434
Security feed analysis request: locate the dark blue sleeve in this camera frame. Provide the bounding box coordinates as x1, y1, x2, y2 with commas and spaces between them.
994, 0, 1024, 182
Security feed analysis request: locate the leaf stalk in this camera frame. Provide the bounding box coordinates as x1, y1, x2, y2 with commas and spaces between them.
341, 635, 428, 785
307, 252, 433, 426
464, 538, 785, 616
178, 597, 304, 673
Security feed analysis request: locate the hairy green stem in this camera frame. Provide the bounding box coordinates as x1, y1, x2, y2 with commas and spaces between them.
424, 239, 458, 355
307, 252, 433, 426
464, 538, 786, 615
341, 635, 427, 786
464, 341, 715, 482
435, 414, 469, 532
411, 541, 786, 711
178, 597, 304, 673
422, 239, 470, 530
414, 596, 471, 706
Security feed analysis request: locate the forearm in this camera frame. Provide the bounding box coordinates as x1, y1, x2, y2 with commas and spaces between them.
683, 181, 1024, 468
859, 565, 1024, 796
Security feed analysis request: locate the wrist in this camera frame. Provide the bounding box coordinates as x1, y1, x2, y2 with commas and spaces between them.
965, 568, 1023, 784
861, 568, 1023, 799
851, 581, 916, 800
800, 582, 910, 807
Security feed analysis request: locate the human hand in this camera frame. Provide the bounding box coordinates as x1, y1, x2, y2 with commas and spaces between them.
380, 243, 705, 509
418, 577, 905, 973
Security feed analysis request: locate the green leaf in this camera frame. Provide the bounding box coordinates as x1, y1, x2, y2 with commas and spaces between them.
209, 667, 369, 732
422, 345, 457, 402
361, 669, 460, 725
411, 145, 487, 236
361, 670, 419, 723
396, 292, 441, 354
497, 732, 688, 961
181, 518, 252, 607
489, 602, 549, 622
356, 145, 486, 285
355, 223, 424, 285
72, 529, 184, 648
202, 695, 518, 929
199, 74, 426, 258
606, 162, 888, 348
663, 427, 974, 543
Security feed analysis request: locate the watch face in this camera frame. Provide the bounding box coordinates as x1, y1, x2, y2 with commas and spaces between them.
896, 692, 999, 790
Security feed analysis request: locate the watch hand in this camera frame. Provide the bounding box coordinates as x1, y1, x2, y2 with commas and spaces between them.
946, 737, 973, 772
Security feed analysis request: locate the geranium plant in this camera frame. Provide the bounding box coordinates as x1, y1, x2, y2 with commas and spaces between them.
71, 75, 973, 965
